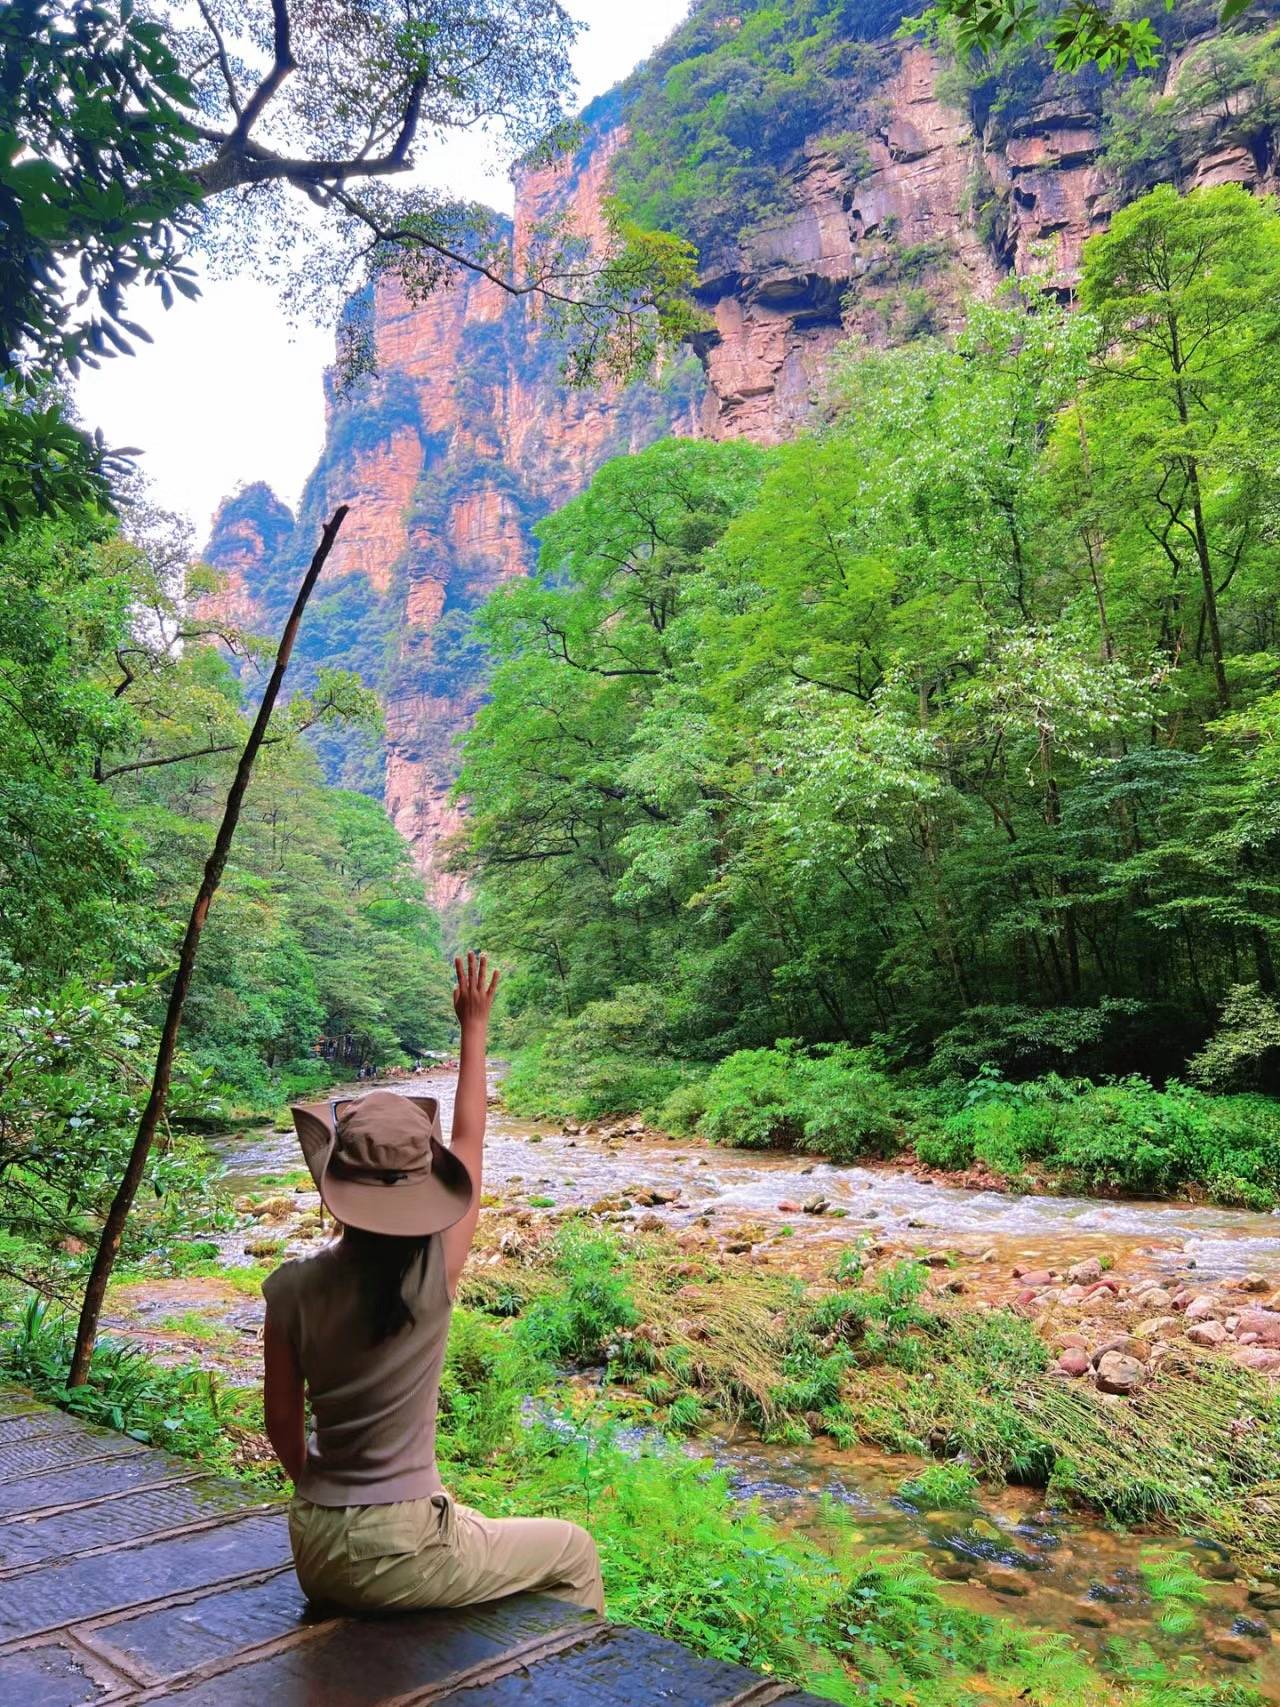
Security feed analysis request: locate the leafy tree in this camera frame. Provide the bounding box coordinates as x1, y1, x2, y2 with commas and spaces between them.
911, 0, 1265, 73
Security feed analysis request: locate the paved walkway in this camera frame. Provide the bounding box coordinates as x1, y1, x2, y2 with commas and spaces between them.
0, 1387, 829, 1705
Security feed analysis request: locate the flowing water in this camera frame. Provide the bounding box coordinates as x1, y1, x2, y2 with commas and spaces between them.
124, 1068, 1280, 1690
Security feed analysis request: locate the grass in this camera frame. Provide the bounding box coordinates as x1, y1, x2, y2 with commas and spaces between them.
465, 1222, 1280, 1575
0, 1286, 1262, 1705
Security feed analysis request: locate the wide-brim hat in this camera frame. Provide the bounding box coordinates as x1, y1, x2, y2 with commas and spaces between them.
290, 1090, 472, 1237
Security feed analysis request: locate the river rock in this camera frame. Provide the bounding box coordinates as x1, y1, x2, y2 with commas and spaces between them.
1232, 1345, 1280, 1372
1073, 1602, 1114, 1628
984, 1567, 1031, 1596
1058, 1347, 1091, 1377
1247, 1582, 1280, 1610
1092, 1335, 1142, 1363
1234, 1273, 1269, 1293
802, 1196, 829, 1215
777, 1200, 801, 1213
1187, 1320, 1228, 1347
1013, 1267, 1054, 1287
1207, 1633, 1260, 1664
1184, 1295, 1220, 1322
1235, 1308, 1280, 1347
1058, 1331, 1089, 1350
1135, 1315, 1180, 1340
1136, 1286, 1173, 1310
1058, 1284, 1088, 1305
1095, 1351, 1146, 1394
1170, 1286, 1199, 1311
1067, 1257, 1103, 1284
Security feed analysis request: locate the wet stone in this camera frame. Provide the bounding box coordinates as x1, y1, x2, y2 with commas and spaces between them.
1208, 1633, 1261, 1664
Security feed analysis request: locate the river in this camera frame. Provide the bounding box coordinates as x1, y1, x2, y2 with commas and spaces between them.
108, 1068, 1280, 1692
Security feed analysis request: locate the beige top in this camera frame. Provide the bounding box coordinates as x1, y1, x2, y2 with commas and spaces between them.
262, 1236, 451, 1506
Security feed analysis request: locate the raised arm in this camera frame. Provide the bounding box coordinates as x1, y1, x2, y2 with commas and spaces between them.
442, 950, 499, 1298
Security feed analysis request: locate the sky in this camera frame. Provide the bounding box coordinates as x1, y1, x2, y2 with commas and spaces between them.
75, 3, 689, 546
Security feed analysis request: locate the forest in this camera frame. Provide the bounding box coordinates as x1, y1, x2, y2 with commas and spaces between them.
5, 0, 1280, 1701
462, 184, 1280, 1207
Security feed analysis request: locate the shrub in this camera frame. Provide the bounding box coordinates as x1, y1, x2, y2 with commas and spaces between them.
1189, 984, 1280, 1091
698, 1042, 903, 1160
913, 1069, 1280, 1204
517, 1224, 639, 1364
898, 1461, 980, 1509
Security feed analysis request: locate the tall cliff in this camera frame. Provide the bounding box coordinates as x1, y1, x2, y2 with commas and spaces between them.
202, 0, 1280, 906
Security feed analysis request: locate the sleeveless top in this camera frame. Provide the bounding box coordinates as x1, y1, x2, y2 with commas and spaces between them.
261, 1235, 451, 1506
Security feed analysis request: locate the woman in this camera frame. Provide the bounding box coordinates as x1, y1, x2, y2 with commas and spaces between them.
262, 950, 603, 1615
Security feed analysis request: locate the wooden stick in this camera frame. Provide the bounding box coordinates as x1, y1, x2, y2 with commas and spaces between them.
69, 506, 349, 1387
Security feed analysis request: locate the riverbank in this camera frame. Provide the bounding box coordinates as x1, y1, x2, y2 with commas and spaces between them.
7, 1067, 1280, 1702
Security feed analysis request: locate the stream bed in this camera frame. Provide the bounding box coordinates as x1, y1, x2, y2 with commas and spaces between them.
115, 1069, 1280, 1693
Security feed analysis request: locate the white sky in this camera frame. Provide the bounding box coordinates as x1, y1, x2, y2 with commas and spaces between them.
75, 4, 690, 545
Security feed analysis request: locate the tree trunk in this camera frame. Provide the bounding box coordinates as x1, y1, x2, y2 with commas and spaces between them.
68, 507, 349, 1388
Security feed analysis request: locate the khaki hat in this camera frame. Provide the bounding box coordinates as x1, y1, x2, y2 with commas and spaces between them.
290, 1090, 472, 1236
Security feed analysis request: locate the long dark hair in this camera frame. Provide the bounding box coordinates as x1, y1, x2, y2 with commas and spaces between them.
342, 1227, 433, 1343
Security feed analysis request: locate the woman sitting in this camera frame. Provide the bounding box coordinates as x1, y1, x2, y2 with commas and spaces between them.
261, 950, 603, 1614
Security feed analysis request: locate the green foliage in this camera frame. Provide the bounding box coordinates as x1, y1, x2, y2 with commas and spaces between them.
1188, 983, 1280, 1090
462, 195, 1280, 1152
916, 1071, 1280, 1202
696, 1041, 903, 1160
0, 979, 226, 1267
517, 1222, 640, 1363
897, 1461, 980, 1508
606, 1, 894, 265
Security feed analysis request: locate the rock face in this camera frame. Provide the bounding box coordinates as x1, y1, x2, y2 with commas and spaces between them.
200, 20, 1280, 903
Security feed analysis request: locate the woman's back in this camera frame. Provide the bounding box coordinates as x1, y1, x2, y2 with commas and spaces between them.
263, 1233, 451, 1506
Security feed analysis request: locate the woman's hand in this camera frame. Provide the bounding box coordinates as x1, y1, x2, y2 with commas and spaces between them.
453, 949, 499, 1032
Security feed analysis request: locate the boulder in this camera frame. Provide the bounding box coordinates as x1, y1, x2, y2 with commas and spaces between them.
1235, 1308, 1280, 1347
1187, 1320, 1227, 1347
1094, 1351, 1146, 1394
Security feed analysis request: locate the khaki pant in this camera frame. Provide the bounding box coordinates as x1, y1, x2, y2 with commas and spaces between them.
288, 1491, 604, 1616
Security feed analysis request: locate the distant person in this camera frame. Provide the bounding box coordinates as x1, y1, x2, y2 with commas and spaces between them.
261, 952, 602, 1615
